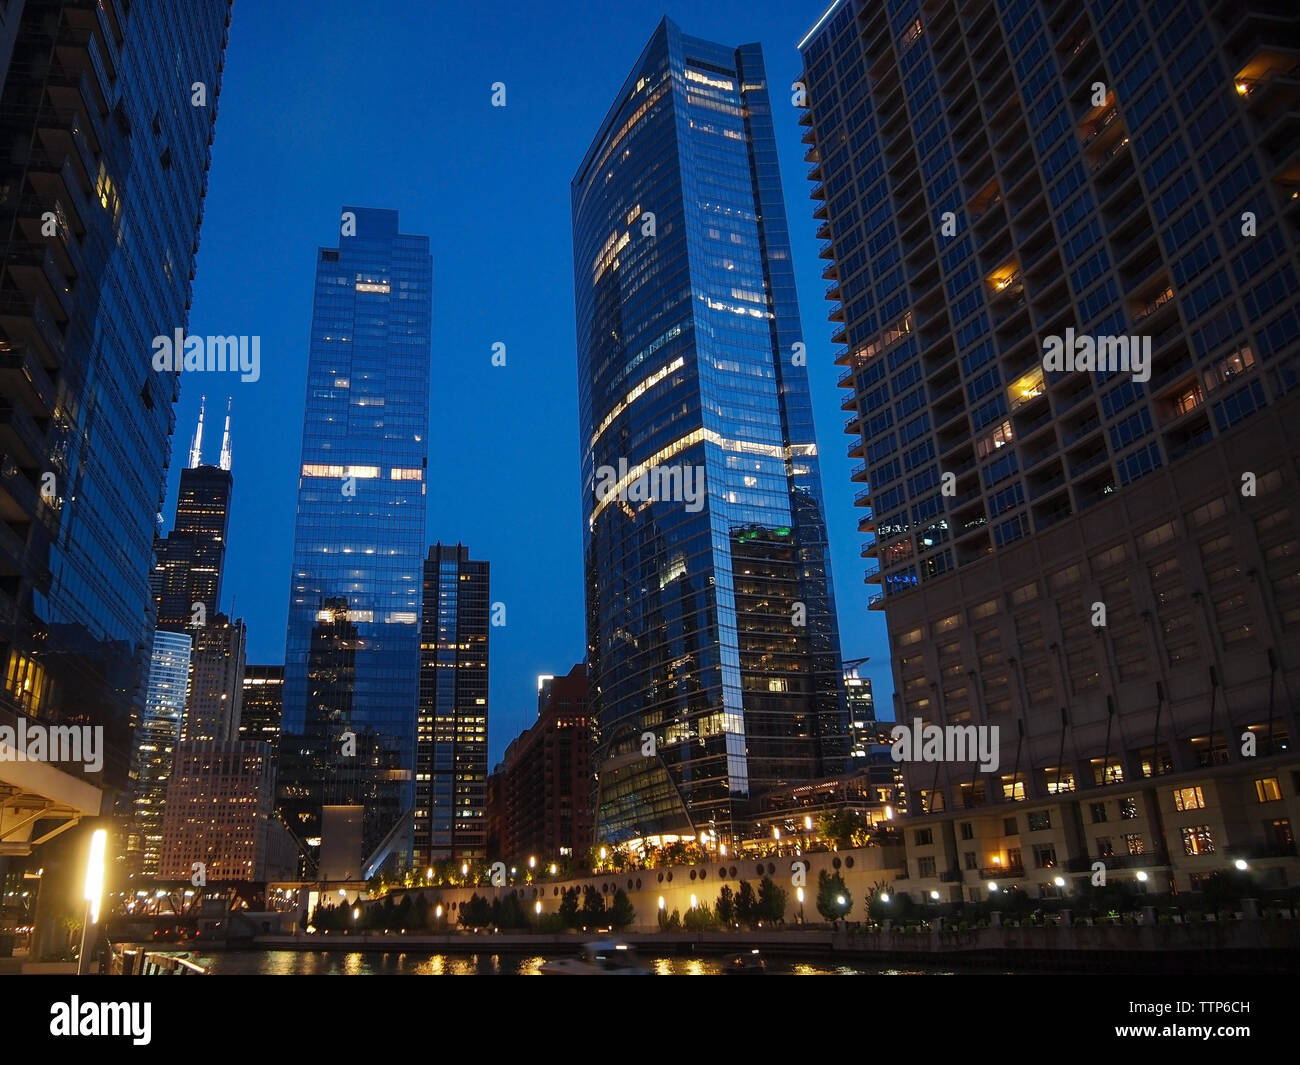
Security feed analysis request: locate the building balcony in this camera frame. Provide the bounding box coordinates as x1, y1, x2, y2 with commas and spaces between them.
860, 536, 877, 557
979, 865, 1024, 879
854, 486, 872, 507
863, 561, 881, 583
0, 290, 67, 364
0, 347, 57, 418
858, 508, 876, 532
845, 412, 861, 435
868, 591, 885, 610
850, 461, 868, 482
0, 399, 49, 468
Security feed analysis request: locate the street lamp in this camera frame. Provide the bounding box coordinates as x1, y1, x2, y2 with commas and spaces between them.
78, 828, 107, 975
529, 856, 536, 869
796, 886, 805, 924
534, 901, 542, 915
989, 882, 999, 893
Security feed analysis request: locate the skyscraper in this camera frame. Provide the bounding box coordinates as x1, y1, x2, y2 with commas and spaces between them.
131, 629, 193, 876
572, 18, 848, 846
280, 207, 431, 874
184, 613, 246, 743
0, 0, 231, 912
415, 543, 489, 865
799, 1, 1300, 897
240, 664, 284, 760
153, 399, 234, 631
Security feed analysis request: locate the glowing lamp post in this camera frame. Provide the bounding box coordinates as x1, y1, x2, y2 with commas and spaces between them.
77, 828, 107, 975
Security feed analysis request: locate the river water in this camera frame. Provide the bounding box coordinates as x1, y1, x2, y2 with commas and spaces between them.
200, 949, 992, 975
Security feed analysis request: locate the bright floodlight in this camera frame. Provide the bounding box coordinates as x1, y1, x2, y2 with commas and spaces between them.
83, 829, 107, 924
836, 894, 846, 906
880, 893, 890, 903
1136, 871, 1148, 882
534, 901, 542, 915
1234, 859, 1248, 871
797, 887, 805, 903
804, 816, 813, 830
989, 883, 999, 892
658, 896, 665, 910
1053, 876, 1065, 888
929, 890, 940, 900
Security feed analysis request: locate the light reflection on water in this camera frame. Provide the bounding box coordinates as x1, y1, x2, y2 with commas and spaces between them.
201, 950, 965, 976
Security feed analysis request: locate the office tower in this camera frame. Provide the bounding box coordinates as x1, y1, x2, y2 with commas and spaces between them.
184, 613, 246, 742
154, 399, 234, 631
844, 660, 876, 759
240, 664, 284, 759
497, 664, 593, 863
799, 1, 1300, 896
159, 740, 299, 882
0, 0, 230, 908
280, 206, 431, 875
131, 630, 193, 876
414, 543, 489, 865
572, 18, 848, 845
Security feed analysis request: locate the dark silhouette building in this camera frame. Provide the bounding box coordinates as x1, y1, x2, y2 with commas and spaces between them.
496, 664, 593, 863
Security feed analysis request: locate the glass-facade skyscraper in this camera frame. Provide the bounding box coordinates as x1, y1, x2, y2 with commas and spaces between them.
572, 18, 847, 845
280, 207, 431, 873
131, 629, 193, 876
0, 0, 231, 880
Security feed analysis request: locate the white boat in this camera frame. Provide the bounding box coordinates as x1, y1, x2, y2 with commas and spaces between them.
539, 940, 652, 975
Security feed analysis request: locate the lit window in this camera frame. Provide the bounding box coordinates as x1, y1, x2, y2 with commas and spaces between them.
1181, 824, 1215, 856
1007, 368, 1045, 411
1173, 786, 1207, 811
1203, 345, 1255, 392
355, 281, 391, 293
1255, 777, 1281, 802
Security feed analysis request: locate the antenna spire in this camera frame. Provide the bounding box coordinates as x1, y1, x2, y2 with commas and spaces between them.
188, 396, 206, 468
219, 397, 232, 471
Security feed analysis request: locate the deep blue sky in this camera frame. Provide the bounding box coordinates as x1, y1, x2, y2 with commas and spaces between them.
175, 0, 889, 764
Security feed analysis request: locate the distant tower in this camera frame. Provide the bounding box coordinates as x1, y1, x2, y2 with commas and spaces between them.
154, 401, 235, 630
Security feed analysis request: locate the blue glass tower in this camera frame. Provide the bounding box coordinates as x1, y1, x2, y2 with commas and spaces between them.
280, 207, 431, 872
0, 0, 231, 807
572, 19, 848, 844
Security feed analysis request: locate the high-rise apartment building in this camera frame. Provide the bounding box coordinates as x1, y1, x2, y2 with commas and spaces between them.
0, 0, 230, 917
130, 629, 193, 876
414, 543, 489, 865
799, 0, 1300, 897
154, 399, 234, 631
280, 207, 431, 874
159, 740, 299, 883
496, 664, 593, 863
240, 664, 284, 760
572, 18, 848, 846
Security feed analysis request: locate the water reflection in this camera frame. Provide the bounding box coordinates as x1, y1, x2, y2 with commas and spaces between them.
201, 950, 964, 976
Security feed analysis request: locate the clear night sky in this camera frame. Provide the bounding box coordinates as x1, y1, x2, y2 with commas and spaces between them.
173, 0, 890, 764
